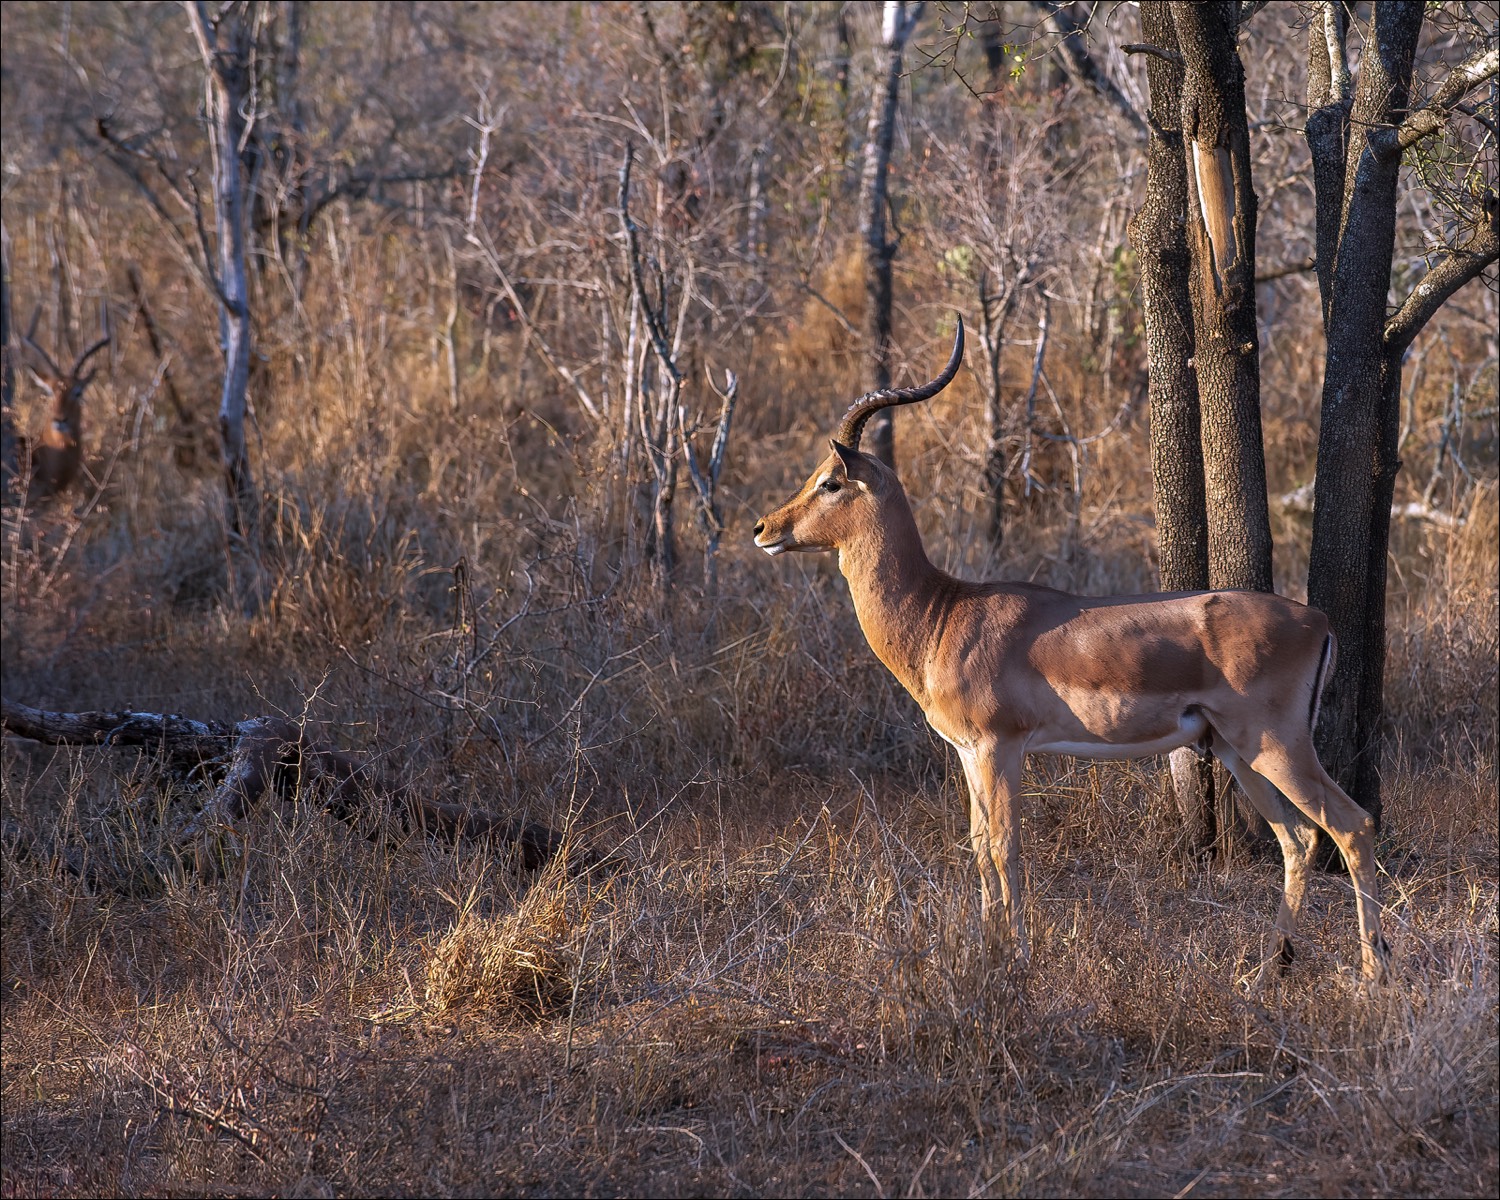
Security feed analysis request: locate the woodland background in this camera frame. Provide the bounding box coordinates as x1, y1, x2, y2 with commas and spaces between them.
1, 2, 1496, 1196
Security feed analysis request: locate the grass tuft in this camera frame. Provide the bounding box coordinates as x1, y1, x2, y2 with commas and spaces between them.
423, 864, 591, 1024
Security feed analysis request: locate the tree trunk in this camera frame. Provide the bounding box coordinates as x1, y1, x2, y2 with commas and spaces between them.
1304, 0, 1349, 326
858, 0, 920, 468
1305, 5, 1426, 825
1353, 345, 1406, 812
618, 148, 683, 591
265, 0, 311, 289
0, 227, 17, 498
978, 277, 1012, 548
1171, 0, 1272, 596
835, 2, 853, 122
747, 148, 767, 285
1129, 2, 1219, 853
1131, 4, 1207, 595
188, 1, 260, 540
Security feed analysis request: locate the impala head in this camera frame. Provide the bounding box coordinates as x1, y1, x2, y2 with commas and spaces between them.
754, 319, 965, 556
22, 327, 109, 448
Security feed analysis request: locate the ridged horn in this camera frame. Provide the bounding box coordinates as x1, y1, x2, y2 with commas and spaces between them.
833, 317, 965, 452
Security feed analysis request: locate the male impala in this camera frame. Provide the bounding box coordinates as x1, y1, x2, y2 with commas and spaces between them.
754, 320, 1390, 983
19, 327, 110, 503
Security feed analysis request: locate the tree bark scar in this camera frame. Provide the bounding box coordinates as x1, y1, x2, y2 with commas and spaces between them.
1192, 140, 1238, 294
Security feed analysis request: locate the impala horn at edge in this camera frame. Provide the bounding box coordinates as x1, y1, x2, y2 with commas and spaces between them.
833, 317, 965, 452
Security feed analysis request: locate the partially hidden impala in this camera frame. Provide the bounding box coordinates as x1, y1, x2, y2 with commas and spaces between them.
753, 319, 1390, 983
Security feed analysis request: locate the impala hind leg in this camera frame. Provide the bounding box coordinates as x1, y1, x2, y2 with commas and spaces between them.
961, 743, 1027, 963
1210, 740, 1318, 984
1250, 740, 1390, 984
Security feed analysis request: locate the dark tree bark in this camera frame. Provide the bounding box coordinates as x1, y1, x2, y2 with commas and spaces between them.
1130, 4, 1281, 857
1171, 0, 1273, 596
1304, 0, 1350, 326
858, 0, 921, 468
1130, 5, 1207, 596
1305, 3, 1498, 823
1128, 3, 1219, 853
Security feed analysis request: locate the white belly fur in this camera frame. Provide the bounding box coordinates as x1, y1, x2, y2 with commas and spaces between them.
1026, 708, 1209, 761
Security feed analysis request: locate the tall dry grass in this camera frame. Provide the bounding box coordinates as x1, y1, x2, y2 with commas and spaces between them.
4, 230, 1494, 1192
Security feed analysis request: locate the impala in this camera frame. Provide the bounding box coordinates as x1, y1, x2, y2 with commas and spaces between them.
754, 320, 1390, 983
19, 327, 110, 502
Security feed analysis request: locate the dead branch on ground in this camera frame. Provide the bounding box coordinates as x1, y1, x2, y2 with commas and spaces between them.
1, 698, 565, 871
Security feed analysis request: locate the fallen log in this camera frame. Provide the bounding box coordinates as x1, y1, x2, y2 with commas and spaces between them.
1, 698, 564, 871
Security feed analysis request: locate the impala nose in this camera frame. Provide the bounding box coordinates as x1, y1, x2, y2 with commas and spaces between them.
753, 519, 765, 538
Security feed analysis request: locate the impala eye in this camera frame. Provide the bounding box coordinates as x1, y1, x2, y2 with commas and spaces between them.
820, 478, 842, 494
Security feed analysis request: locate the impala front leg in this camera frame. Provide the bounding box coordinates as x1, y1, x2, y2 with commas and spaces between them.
962, 740, 1027, 962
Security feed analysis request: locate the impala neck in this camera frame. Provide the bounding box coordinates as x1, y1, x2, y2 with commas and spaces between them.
836, 492, 949, 701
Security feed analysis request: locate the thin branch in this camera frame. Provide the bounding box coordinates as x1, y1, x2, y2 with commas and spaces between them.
618, 146, 681, 388
1255, 257, 1317, 283
92, 118, 219, 299
1455, 100, 1498, 139
705, 368, 736, 491
680, 367, 738, 523
185, 169, 230, 306
465, 225, 601, 420
300, 166, 465, 233
794, 279, 858, 336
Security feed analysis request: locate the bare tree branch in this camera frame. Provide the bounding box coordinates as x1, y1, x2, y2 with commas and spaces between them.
1385, 208, 1500, 352
1035, 1, 1148, 140
1124, 42, 1182, 68
1255, 256, 1317, 283
1384, 47, 1499, 157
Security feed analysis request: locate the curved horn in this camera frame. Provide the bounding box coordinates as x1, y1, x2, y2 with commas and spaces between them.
833, 317, 965, 452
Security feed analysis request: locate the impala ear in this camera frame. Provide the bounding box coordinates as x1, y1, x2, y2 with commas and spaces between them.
829, 439, 881, 489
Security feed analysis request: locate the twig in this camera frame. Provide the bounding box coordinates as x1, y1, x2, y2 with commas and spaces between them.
833, 1132, 885, 1198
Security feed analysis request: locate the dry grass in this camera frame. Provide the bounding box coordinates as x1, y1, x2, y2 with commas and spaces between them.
422, 859, 592, 1024
4, 316, 1496, 1195
3, 297, 1496, 1194
2, 742, 1495, 1197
